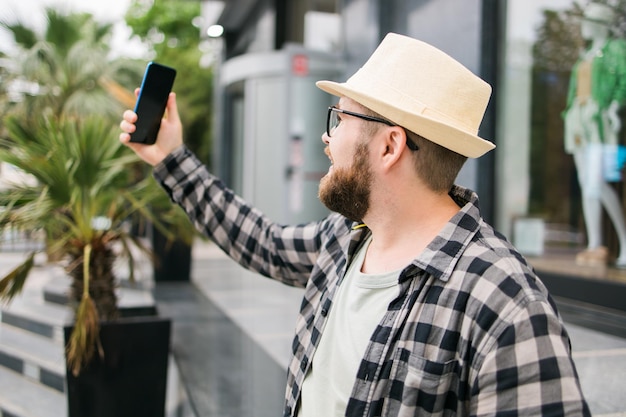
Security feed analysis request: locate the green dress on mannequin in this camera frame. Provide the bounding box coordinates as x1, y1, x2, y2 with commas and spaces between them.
563, 2, 626, 267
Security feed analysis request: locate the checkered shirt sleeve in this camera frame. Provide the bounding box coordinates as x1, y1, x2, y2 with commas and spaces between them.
153, 145, 350, 288
153, 147, 591, 417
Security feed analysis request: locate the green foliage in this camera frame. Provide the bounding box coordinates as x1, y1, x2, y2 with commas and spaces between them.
533, 8, 583, 72
533, 2, 626, 72
0, 6, 197, 374
0, 7, 113, 54
0, 113, 192, 372
43, 8, 113, 56
0, 8, 144, 124
0, 114, 180, 251
125, 0, 203, 54
0, 253, 34, 303
0, 21, 37, 49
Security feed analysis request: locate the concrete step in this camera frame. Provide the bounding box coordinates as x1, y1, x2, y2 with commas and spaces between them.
0, 322, 65, 392
1, 294, 71, 342
0, 269, 160, 395
0, 366, 66, 417
0, 317, 192, 417
0, 255, 194, 417
1, 276, 159, 345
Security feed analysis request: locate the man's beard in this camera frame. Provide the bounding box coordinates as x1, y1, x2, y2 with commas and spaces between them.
318, 143, 372, 222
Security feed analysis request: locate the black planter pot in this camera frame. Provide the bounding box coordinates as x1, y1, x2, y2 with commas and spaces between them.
152, 227, 192, 282
63, 316, 171, 417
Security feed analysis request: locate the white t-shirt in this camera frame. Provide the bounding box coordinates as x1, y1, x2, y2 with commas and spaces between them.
299, 236, 400, 416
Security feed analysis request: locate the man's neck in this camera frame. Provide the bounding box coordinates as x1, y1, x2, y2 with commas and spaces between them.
360, 192, 460, 274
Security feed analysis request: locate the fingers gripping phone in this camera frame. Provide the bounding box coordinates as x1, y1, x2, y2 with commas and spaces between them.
129, 62, 177, 144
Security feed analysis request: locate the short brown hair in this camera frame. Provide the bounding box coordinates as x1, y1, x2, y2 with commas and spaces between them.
359, 106, 467, 193
406, 130, 467, 193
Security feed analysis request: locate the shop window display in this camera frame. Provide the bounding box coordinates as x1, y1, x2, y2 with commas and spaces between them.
500, 0, 626, 269
563, 3, 626, 266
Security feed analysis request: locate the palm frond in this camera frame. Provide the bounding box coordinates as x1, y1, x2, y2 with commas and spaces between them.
65, 244, 103, 376
44, 8, 93, 58
66, 293, 101, 377
0, 20, 38, 49
0, 252, 35, 303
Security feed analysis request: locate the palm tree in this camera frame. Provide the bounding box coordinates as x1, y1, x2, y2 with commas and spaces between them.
0, 7, 142, 122
0, 113, 189, 375
0, 8, 194, 375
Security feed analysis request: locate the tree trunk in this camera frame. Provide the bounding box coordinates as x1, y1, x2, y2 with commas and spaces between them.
69, 244, 119, 321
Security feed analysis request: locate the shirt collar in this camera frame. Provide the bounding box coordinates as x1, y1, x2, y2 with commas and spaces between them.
412, 185, 483, 282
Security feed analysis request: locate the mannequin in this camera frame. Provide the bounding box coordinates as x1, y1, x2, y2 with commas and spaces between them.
563, 2, 626, 267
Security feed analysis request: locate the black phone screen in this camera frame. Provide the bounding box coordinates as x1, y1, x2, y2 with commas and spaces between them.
129, 62, 177, 144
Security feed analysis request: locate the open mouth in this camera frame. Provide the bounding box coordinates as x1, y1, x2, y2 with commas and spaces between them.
325, 147, 334, 170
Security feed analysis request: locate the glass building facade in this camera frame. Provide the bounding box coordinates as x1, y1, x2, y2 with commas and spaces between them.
206, 0, 626, 330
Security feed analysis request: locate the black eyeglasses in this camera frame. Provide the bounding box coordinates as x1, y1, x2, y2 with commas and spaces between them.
326, 106, 419, 151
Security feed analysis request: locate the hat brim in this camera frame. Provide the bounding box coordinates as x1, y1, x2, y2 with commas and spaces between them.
581, 16, 612, 25
317, 80, 495, 158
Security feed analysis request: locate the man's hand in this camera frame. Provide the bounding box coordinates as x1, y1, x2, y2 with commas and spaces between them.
119, 91, 184, 166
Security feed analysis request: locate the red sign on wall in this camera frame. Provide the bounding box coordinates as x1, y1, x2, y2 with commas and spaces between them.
292, 54, 309, 76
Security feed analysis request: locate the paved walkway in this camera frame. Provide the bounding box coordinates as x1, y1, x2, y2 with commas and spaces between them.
173, 240, 626, 417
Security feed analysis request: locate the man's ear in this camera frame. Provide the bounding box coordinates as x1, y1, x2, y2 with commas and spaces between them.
381, 126, 409, 169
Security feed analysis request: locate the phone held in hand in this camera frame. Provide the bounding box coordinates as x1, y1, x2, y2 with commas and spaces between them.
129, 62, 177, 144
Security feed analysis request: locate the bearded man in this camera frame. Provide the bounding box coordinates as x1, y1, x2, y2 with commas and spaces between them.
121, 33, 590, 417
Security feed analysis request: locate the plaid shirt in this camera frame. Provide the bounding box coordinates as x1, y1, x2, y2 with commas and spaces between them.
155, 146, 590, 417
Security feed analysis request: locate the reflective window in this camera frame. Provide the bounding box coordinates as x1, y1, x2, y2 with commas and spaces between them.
499, 1, 626, 268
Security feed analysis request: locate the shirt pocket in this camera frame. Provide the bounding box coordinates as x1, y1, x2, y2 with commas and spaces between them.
382, 348, 460, 417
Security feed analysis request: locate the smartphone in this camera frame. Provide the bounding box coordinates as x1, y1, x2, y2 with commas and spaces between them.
129, 62, 177, 144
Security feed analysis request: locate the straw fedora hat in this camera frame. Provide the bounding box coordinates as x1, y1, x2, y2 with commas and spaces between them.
316, 33, 495, 158
582, 2, 614, 25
